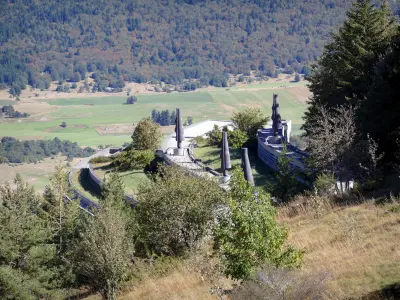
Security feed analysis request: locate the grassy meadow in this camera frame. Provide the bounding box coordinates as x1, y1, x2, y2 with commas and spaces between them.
0, 87, 307, 147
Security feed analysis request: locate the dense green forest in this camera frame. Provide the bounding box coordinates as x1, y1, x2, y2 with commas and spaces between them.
0, 137, 95, 163
1, 0, 398, 92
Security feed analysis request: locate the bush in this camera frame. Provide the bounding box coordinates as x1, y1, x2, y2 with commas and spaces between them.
131, 117, 162, 150
134, 165, 226, 256
206, 124, 222, 146
314, 173, 337, 196
215, 169, 303, 280
113, 149, 154, 171
126, 96, 137, 104
89, 156, 112, 164
228, 129, 248, 149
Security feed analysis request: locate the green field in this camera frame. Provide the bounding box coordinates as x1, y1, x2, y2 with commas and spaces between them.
0, 88, 306, 147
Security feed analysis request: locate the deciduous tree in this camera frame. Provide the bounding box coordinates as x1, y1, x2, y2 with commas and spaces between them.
131, 117, 162, 150
215, 169, 303, 280
232, 108, 268, 140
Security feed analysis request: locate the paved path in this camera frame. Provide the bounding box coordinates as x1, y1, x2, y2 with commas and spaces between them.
161, 120, 232, 151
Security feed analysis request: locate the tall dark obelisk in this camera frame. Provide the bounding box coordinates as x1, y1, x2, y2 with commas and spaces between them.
241, 147, 254, 186
272, 94, 282, 136
221, 131, 231, 177
175, 108, 184, 150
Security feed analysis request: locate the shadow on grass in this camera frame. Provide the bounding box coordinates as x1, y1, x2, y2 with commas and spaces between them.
359, 283, 400, 300
77, 169, 102, 199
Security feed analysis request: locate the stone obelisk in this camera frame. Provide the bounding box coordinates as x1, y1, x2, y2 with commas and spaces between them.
175, 108, 185, 155
241, 147, 254, 186
221, 131, 231, 177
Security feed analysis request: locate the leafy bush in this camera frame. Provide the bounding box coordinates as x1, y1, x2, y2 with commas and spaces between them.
113, 149, 154, 171
206, 124, 223, 146
89, 156, 113, 164
228, 129, 248, 149
231, 108, 268, 139
134, 165, 226, 256
314, 173, 337, 196
215, 169, 303, 280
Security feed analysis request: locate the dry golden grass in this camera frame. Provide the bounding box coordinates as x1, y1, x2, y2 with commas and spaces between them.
279, 198, 400, 299
82, 197, 400, 300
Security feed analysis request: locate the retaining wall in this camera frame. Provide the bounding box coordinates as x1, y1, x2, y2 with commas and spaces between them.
68, 170, 99, 209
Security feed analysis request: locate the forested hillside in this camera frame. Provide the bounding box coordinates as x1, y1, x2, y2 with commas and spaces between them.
1, 0, 397, 92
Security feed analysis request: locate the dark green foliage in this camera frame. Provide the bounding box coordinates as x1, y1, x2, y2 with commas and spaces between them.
1, 1, 388, 88
113, 149, 154, 171
126, 95, 137, 104
215, 169, 303, 280
266, 144, 301, 202
303, 1, 399, 165
134, 165, 226, 256
1, 105, 29, 118
0, 175, 61, 298
359, 29, 400, 163
151, 109, 176, 126
89, 156, 113, 164
206, 124, 223, 146
231, 108, 269, 140
0, 137, 95, 163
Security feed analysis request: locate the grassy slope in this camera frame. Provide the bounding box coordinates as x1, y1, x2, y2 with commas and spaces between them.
280, 201, 400, 298
83, 201, 399, 300
0, 88, 306, 147
91, 162, 151, 196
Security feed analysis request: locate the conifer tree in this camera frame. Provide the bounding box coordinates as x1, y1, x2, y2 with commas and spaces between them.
0, 175, 61, 298
303, 0, 396, 135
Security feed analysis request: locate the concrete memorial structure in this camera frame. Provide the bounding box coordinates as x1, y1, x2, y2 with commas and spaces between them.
257, 94, 309, 176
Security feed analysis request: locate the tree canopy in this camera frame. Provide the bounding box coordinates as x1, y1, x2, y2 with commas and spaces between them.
303, 0, 400, 165
3, 1, 396, 90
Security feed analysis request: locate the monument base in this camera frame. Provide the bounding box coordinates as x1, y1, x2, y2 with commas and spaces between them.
173, 148, 185, 156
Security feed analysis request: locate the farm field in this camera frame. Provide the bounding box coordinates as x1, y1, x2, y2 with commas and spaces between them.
0, 86, 308, 148
0, 156, 72, 192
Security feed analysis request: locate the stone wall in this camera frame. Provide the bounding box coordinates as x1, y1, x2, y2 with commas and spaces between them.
68, 170, 99, 209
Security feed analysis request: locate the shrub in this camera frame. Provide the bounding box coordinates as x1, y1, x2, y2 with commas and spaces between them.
228, 129, 248, 149
113, 149, 154, 171
89, 156, 112, 164
134, 165, 226, 256
215, 169, 303, 280
206, 124, 222, 146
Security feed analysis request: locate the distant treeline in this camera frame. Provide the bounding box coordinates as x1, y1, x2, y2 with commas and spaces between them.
0, 137, 95, 164
151, 109, 176, 126
151, 109, 193, 126
3, 1, 397, 93
1, 105, 29, 118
